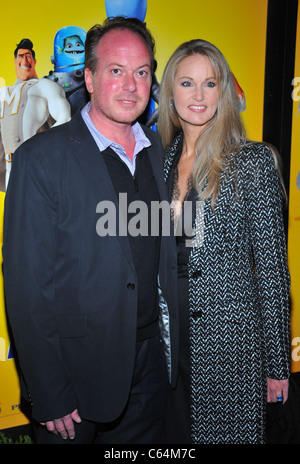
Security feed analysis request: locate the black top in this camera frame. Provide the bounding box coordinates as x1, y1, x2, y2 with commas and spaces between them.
165, 144, 197, 277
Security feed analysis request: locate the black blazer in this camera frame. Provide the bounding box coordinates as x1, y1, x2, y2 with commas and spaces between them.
2, 111, 178, 423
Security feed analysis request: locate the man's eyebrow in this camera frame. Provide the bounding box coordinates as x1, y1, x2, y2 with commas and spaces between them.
137, 64, 151, 70
106, 62, 151, 69
17, 52, 32, 58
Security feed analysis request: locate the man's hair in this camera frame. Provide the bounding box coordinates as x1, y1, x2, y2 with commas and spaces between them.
85, 16, 156, 75
14, 39, 35, 59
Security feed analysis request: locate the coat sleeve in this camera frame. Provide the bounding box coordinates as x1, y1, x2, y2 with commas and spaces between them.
0, 125, 6, 192
241, 143, 290, 379
2, 140, 77, 422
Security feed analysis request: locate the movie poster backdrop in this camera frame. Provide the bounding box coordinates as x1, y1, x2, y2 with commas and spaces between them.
2, 0, 297, 430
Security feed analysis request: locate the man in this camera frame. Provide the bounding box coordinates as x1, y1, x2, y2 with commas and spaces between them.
3, 17, 178, 444
0, 38, 71, 190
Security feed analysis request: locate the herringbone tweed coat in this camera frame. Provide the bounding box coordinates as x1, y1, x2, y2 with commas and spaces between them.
163, 133, 290, 444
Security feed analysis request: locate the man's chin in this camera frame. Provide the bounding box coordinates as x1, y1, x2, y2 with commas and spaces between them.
16, 71, 35, 81
118, 108, 148, 125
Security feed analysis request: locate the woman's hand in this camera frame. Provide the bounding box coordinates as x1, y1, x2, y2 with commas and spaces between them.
267, 378, 289, 404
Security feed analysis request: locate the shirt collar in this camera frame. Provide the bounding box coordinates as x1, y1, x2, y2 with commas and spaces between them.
81, 102, 151, 155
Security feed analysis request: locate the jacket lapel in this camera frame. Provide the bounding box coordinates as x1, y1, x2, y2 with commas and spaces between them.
144, 127, 176, 246
142, 126, 169, 204
163, 132, 183, 184
68, 111, 135, 271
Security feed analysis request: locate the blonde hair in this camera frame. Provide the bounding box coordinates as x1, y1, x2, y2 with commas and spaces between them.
158, 39, 247, 204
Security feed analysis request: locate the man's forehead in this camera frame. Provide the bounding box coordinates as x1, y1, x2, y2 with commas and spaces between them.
97, 29, 150, 60
16, 49, 33, 58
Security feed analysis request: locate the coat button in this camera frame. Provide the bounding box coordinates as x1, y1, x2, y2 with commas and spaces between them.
127, 282, 135, 290
191, 270, 202, 278
191, 310, 202, 318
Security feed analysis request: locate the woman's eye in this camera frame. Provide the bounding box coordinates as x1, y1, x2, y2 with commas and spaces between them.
207, 81, 216, 88
181, 81, 192, 87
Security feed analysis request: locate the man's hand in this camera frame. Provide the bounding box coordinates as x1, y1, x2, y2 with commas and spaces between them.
41, 409, 81, 440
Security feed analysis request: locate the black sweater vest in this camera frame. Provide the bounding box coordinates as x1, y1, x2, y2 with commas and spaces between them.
101, 147, 161, 341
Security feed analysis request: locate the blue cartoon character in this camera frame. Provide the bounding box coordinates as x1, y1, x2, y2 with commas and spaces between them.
105, 0, 147, 21
46, 26, 89, 115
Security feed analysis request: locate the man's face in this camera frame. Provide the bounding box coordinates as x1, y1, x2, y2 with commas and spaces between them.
14, 49, 37, 80
85, 29, 152, 129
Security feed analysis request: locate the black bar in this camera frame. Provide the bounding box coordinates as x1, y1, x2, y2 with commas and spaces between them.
263, 0, 298, 232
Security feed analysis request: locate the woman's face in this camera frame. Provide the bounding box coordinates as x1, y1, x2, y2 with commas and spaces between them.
172, 54, 219, 134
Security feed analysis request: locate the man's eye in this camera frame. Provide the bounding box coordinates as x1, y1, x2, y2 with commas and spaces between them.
111, 69, 121, 75
137, 70, 147, 77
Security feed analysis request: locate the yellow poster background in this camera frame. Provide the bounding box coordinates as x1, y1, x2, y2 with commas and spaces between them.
289, 6, 300, 373
0, 0, 271, 429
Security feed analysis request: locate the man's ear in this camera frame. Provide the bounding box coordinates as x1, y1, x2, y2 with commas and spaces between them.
85, 68, 94, 94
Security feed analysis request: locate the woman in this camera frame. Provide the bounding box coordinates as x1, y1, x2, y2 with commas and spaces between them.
158, 39, 290, 444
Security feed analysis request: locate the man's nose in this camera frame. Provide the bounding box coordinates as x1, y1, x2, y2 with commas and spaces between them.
21, 56, 30, 65
123, 73, 137, 92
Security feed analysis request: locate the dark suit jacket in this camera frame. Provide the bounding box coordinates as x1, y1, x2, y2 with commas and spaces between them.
2, 111, 178, 423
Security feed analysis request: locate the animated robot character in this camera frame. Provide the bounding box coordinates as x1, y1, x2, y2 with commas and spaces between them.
46, 26, 89, 116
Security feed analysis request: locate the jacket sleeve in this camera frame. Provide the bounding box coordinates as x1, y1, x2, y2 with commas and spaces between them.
2, 140, 77, 422
241, 143, 290, 379
0, 125, 6, 192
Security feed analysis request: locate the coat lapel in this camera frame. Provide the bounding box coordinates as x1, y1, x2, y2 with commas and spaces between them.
68, 111, 135, 271
143, 126, 176, 247
146, 142, 167, 203
163, 133, 183, 185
